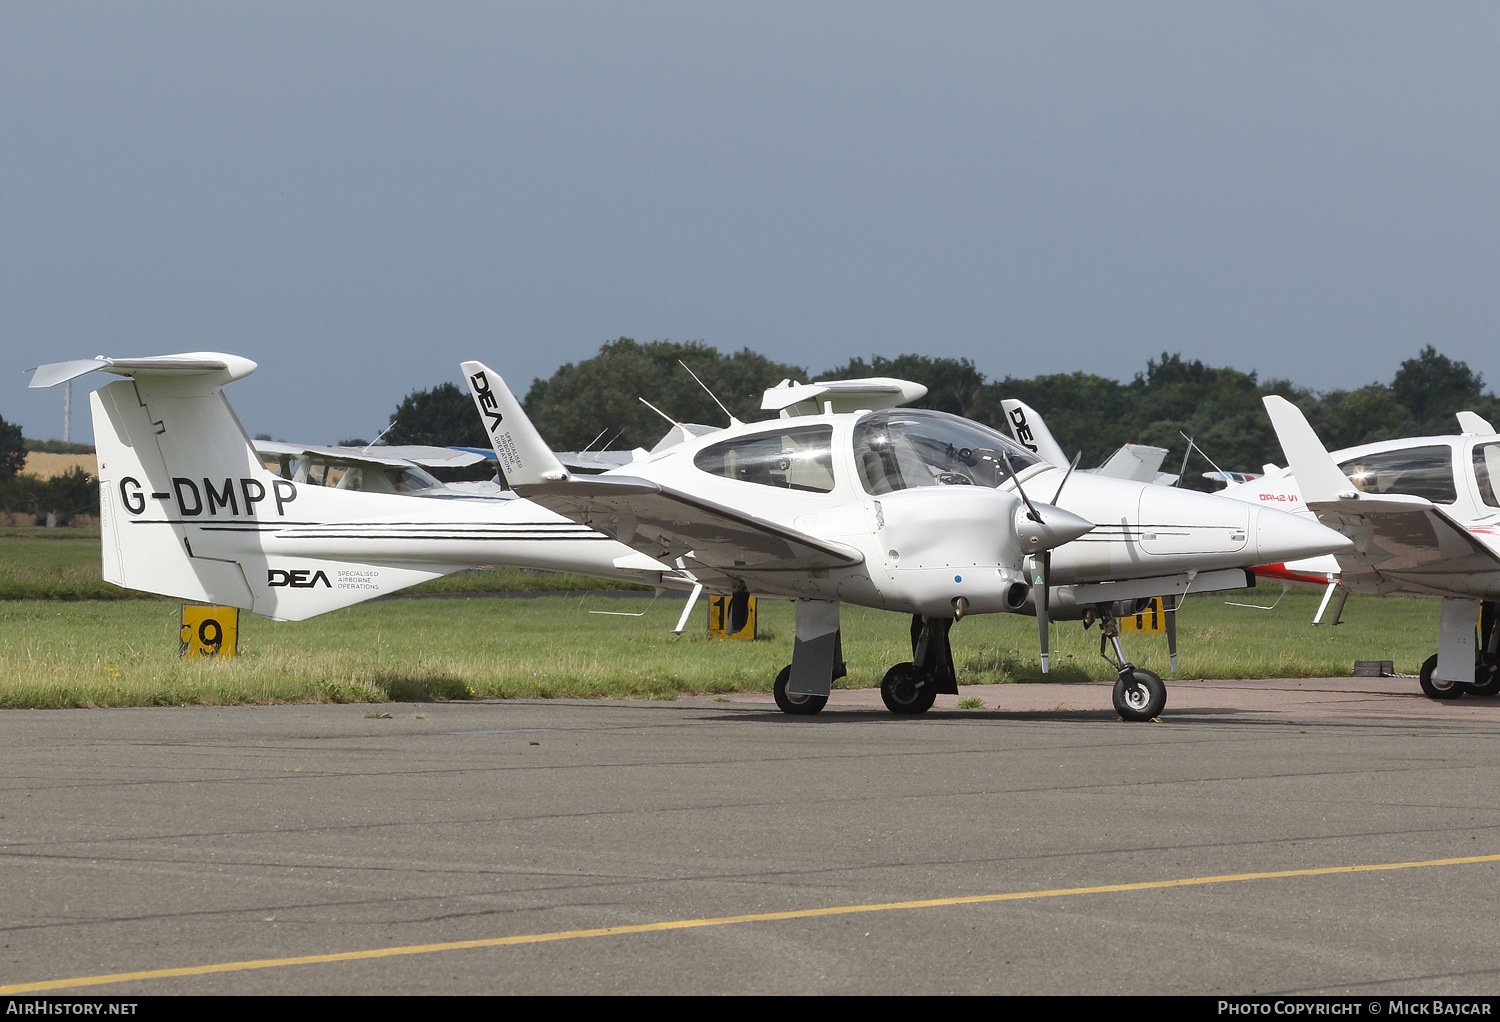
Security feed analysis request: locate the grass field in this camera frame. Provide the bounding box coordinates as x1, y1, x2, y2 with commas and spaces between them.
0, 583, 1442, 708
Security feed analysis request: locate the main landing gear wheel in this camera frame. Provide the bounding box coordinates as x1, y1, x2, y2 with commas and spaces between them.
1418, 654, 1465, 700
773, 665, 827, 715
881, 662, 938, 715
1113, 669, 1166, 721
1470, 661, 1500, 697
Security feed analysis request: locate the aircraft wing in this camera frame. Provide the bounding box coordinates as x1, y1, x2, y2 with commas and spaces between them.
1263, 395, 1500, 593
518, 474, 864, 586
1094, 443, 1169, 483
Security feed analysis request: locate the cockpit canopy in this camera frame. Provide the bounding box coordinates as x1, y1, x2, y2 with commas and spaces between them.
1334, 440, 1500, 508
1338, 445, 1457, 505
689, 409, 1047, 495
694, 425, 837, 492
854, 409, 1043, 494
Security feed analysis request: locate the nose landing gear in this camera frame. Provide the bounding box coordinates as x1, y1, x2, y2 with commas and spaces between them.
1092, 607, 1167, 721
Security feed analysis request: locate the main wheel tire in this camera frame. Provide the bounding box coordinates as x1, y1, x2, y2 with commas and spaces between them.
1113, 669, 1166, 721
1470, 661, 1500, 696
773, 665, 827, 715
1419, 654, 1466, 700
881, 662, 937, 715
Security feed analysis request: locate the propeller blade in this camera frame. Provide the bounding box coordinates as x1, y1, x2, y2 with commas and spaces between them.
999, 448, 1043, 523
1031, 552, 1051, 674
1051, 451, 1083, 505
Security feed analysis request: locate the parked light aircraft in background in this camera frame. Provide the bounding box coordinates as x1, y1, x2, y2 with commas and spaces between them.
253, 441, 508, 497
1221, 399, 1500, 701
30, 352, 1349, 722
463, 361, 1349, 720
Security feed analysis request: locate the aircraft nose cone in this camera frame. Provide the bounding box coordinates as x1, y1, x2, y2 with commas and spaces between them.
1016, 501, 1095, 553
1251, 507, 1352, 564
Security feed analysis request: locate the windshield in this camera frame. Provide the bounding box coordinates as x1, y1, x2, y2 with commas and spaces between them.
853, 409, 1043, 494
1338, 445, 1456, 505
1474, 443, 1500, 507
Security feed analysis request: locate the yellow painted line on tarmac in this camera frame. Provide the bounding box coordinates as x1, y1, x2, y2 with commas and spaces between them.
6, 852, 1500, 994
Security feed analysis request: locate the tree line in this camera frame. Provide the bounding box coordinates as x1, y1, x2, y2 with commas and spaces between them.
0, 426, 99, 524
384, 339, 1497, 489
1, 339, 1488, 518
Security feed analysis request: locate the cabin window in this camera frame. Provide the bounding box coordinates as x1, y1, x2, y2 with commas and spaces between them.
1338, 445, 1456, 504
853, 409, 1042, 494
694, 426, 836, 493
1473, 444, 1500, 507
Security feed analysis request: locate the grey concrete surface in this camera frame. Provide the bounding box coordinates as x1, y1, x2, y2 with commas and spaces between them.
4, 681, 1500, 995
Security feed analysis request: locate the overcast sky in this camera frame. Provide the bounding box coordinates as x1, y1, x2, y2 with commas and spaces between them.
3, 2, 1498, 444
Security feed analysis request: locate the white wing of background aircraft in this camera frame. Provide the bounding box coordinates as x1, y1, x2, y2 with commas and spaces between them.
1240, 397, 1500, 699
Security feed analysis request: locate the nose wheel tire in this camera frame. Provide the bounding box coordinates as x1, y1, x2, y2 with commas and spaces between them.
881, 662, 938, 715
1418, 655, 1466, 700
773, 666, 827, 715
1112, 669, 1166, 721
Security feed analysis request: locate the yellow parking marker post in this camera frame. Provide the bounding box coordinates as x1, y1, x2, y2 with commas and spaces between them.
180, 605, 239, 658
707, 595, 756, 639
1119, 597, 1166, 634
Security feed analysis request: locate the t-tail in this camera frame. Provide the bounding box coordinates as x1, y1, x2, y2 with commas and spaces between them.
30, 354, 623, 621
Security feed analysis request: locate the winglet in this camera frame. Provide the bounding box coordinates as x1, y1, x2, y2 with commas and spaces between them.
998, 399, 1069, 467
1457, 410, 1496, 435
460, 361, 569, 487
1262, 396, 1353, 503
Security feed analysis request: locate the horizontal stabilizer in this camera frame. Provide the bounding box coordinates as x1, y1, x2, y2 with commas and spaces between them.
30, 353, 257, 389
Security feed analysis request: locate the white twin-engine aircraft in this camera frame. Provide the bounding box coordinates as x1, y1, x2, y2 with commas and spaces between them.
1228, 398, 1500, 702
30, 352, 1348, 722
459, 360, 1347, 720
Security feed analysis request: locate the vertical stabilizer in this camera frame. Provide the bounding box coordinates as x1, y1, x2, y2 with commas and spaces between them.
91, 381, 255, 606
460, 361, 569, 487
1262, 396, 1353, 503
998, 399, 1070, 467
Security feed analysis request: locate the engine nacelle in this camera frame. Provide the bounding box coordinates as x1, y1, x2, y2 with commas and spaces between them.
869, 487, 1034, 616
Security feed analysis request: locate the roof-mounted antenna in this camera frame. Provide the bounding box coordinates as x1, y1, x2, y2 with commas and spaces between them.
678, 360, 744, 427
638, 397, 681, 428
362, 419, 399, 452
1175, 436, 1195, 486
578, 428, 609, 454
1179, 430, 1230, 480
